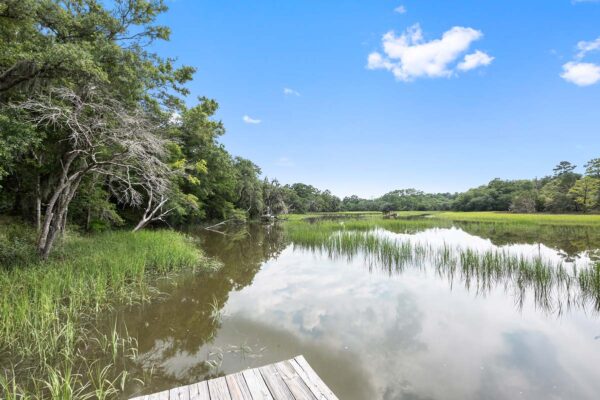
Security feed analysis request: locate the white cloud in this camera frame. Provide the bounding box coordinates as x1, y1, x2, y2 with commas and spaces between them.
458, 50, 494, 71
283, 87, 300, 96
276, 157, 294, 167
242, 115, 261, 124
576, 37, 600, 59
561, 62, 600, 86
561, 36, 600, 86
394, 5, 406, 14
367, 24, 492, 81
169, 112, 182, 125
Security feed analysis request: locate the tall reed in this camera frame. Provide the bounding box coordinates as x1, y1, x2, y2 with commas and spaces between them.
0, 228, 214, 399
287, 222, 600, 314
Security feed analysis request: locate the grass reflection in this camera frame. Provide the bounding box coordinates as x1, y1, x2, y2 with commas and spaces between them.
286, 220, 600, 315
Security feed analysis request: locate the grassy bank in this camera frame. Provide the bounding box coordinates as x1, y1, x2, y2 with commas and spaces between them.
286, 211, 600, 226
432, 211, 600, 226
282, 211, 383, 221
0, 226, 215, 399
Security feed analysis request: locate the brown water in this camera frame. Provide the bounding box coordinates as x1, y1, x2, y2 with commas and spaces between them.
121, 222, 600, 400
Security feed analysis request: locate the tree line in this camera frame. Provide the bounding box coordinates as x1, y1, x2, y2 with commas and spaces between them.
1, 1, 598, 259
337, 160, 600, 214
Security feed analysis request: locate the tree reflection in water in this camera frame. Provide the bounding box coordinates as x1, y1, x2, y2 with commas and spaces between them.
115, 223, 288, 396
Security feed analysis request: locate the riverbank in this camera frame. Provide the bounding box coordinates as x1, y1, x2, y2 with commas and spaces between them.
0, 224, 217, 399
285, 211, 600, 226
432, 211, 600, 225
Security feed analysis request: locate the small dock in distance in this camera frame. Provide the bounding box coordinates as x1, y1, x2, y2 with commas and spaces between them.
130, 355, 339, 400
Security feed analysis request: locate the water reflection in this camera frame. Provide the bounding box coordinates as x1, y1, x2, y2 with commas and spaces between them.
454, 222, 600, 263
121, 222, 600, 400
374, 226, 596, 267
120, 224, 288, 395
349, 219, 600, 262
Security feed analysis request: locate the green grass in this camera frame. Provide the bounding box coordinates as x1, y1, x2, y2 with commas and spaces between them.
284, 216, 446, 239
0, 227, 216, 399
282, 211, 382, 221
432, 211, 600, 226
285, 211, 600, 226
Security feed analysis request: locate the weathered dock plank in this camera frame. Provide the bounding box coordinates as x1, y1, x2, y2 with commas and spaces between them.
129, 355, 335, 400
189, 381, 209, 400
275, 360, 317, 400
242, 367, 274, 400
292, 356, 339, 400
208, 376, 231, 400
258, 363, 295, 400
170, 384, 190, 400
225, 373, 253, 400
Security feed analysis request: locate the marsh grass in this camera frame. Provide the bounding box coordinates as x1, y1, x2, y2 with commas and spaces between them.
286, 215, 600, 256
432, 211, 600, 226
286, 220, 600, 314
0, 228, 215, 399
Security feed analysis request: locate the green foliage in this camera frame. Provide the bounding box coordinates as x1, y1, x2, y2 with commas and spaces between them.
509, 190, 537, 213
553, 161, 577, 177
350, 188, 454, 212
453, 179, 535, 211
340, 159, 600, 214
0, 113, 39, 185
585, 158, 600, 179
0, 218, 38, 266
0, 0, 193, 104
233, 157, 264, 218
569, 176, 600, 212
281, 183, 341, 213
262, 178, 288, 215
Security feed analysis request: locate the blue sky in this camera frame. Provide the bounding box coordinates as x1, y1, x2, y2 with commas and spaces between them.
152, 0, 600, 198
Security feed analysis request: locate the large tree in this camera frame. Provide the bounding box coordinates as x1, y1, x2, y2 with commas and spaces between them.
0, 0, 196, 256
12, 87, 170, 258
569, 176, 600, 212
585, 158, 600, 179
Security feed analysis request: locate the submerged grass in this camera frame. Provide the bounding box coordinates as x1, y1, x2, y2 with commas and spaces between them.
286, 219, 600, 314
0, 227, 215, 399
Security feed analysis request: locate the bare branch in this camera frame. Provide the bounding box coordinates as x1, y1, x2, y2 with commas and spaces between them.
10, 86, 174, 255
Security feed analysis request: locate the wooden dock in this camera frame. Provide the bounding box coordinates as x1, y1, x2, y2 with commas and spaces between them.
130, 355, 339, 400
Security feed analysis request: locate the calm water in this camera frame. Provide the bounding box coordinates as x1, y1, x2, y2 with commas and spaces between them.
121, 222, 600, 400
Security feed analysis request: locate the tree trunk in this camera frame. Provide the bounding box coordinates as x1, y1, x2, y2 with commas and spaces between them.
86, 207, 91, 231
35, 174, 41, 231
37, 153, 79, 253
60, 206, 68, 235
36, 158, 84, 259
132, 193, 170, 232
39, 180, 80, 260
41, 214, 63, 260
133, 217, 150, 232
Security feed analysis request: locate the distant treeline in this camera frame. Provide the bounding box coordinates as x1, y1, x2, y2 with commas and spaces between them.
280, 159, 600, 214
